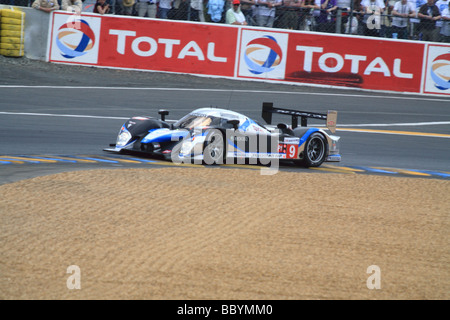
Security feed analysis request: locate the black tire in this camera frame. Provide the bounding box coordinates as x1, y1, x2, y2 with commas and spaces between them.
301, 132, 328, 167
203, 129, 225, 165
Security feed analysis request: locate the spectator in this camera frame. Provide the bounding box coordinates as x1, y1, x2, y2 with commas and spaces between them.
417, 0, 441, 41
336, 0, 350, 7
255, 0, 283, 28
440, 1, 450, 42
94, 0, 111, 13
409, 0, 425, 39
136, 0, 158, 18
198, 0, 207, 21
299, 0, 320, 31
351, 0, 366, 34
207, 0, 226, 22
278, 0, 301, 30
61, 0, 82, 12
158, 0, 172, 18
362, 0, 385, 36
190, 0, 204, 21
226, 0, 249, 24
32, 0, 60, 12
343, 0, 364, 33
391, 0, 416, 39
413, 0, 425, 10
435, 0, 449, 14
380, 0, 393, 37
121, 0, 135, 15
435, 0, 450, 34
336, 0, 351, 32
317, 0, 338, 33
241, 0, 257, 25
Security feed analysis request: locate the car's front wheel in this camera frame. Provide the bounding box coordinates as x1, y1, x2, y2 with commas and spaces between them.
203, 129, 225, 165
301, 132, 327, 167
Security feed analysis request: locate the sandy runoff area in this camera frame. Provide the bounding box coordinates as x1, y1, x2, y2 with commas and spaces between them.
0, 167, 449, 299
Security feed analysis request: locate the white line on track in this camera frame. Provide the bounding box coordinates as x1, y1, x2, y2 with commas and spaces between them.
1, 111, 449, 138
332, 121, 450, 127
2, 111, 449, 126
0, 111, 128, 120
0, 85, 449, 102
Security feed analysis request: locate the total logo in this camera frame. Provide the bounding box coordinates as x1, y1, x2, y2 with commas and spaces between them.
424, 45, 450, 94
50, 14, 101, 63
244, 35, 282, 74
430, 53, 450, 90
239, 30, 288, 79
56, 19, 95, 59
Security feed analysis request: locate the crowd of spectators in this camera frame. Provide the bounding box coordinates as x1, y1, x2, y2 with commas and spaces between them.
2, 0, 449, 41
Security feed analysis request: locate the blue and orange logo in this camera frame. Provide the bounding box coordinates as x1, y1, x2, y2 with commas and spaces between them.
430, 53, 450, 90
56, 19, 96, 59
244, 36, 283, 75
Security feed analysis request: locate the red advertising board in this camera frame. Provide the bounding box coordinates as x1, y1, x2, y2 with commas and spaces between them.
98, 17, 238, 76
48, 13, 238, 77
237, 29, 425, 93
48, 12, 449, 95
285, 33, 424, 93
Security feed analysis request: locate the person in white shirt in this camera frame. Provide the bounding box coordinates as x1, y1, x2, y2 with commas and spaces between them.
435, 0, 449, 14
361, 0, 385, 36
435, 0, 450, 31
440, 2, 450, 42
391, 0, 416, 38
226, 0, 249, 24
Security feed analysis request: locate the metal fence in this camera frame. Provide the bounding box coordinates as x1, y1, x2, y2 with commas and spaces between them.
1, 0, 449, 43
273, 7, 449, 42
0, 0, 30, 6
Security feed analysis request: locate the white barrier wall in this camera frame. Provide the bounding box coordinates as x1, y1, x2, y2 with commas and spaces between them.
2, 7, 450, 96
0, 5, 50, 60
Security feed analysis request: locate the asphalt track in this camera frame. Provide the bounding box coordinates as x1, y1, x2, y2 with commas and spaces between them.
0, 58, 449, 183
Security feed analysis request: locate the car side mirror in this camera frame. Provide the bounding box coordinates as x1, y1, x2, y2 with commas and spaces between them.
158, 109, 169, 121
227, 119, 240, 130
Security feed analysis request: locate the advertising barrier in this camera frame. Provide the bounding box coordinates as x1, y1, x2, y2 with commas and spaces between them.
47, 11, 450, 96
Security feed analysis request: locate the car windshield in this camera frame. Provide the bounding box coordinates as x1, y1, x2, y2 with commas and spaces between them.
174, 113, 221, 129
173, 109, 270, 132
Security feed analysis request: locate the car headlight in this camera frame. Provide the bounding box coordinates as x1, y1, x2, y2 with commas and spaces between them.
116, 129, 132, 147
180, 140, 193, 156
329, 136, 340, 153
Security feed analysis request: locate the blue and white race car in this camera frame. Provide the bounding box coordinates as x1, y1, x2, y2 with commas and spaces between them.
104, 102, 341, 167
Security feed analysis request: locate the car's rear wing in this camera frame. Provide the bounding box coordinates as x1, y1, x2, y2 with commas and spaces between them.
262, 102, 337, 134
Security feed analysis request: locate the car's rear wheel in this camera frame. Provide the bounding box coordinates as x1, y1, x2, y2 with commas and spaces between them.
203, 129, 225, 165
301, 132, 327, 167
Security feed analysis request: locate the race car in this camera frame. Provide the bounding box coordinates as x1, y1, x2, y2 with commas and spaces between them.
104, 102, 341, 167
